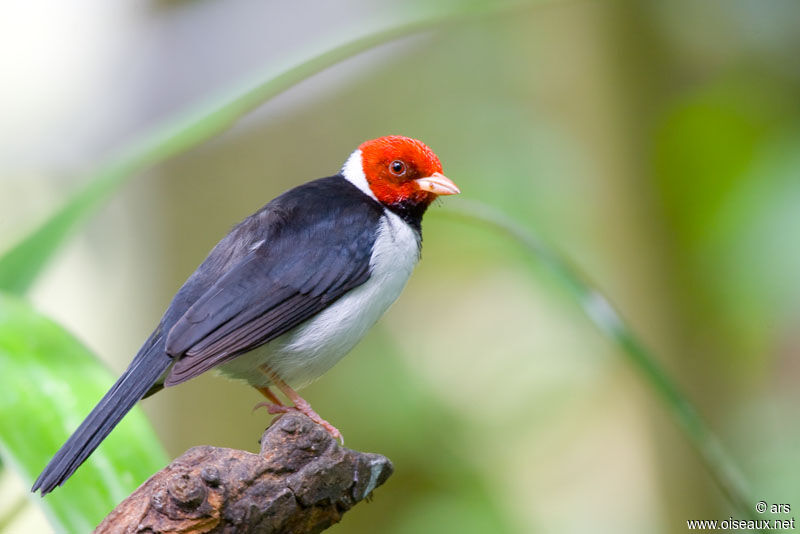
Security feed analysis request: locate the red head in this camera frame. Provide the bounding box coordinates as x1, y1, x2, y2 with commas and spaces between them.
356, 136, 460, 208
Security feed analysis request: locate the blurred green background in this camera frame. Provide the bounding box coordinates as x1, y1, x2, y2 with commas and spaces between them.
2, 0, 800, 532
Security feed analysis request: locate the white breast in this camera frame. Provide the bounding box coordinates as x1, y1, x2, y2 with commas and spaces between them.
218, 210, 420, 389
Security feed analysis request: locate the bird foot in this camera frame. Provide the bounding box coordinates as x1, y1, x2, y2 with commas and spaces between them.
253, 401, 343, 444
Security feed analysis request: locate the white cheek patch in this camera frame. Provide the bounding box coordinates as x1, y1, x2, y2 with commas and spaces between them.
341, 149, 378, 201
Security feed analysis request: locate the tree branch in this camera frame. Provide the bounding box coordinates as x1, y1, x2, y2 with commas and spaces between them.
94, 413, 393, 533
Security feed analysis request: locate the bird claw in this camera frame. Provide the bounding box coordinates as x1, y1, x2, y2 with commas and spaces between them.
252, 401, 292, 415
252, 401, 343, 443
320, 420, 344, 445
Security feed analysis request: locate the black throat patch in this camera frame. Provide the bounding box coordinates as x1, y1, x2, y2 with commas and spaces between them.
384, 200, 426, 236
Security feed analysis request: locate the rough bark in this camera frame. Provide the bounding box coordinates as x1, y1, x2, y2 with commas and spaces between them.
94, 413, 393, 533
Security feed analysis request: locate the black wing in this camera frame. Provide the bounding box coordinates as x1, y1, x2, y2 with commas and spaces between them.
163, 176, 383, 386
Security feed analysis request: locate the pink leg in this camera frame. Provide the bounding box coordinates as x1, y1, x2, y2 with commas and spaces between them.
255, 386, 284, 406
253, 368, 343, 443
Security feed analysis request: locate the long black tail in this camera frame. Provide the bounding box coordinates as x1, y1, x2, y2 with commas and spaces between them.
32, 331, 172, 495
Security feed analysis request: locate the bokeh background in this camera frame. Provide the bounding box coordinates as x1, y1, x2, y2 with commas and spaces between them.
2, 0, 800, 532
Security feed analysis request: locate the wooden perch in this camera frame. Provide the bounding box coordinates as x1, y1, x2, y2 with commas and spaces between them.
95, 413, 393, 533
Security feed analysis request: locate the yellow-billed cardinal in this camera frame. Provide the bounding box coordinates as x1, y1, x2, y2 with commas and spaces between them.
33, 135, 460, 494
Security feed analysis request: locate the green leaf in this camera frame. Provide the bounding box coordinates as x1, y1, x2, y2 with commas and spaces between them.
438, 200, 763, 529
0, 293, 169, 533
0, 0, 541, 296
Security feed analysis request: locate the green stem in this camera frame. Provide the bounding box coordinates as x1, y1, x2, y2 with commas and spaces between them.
0, 496, 27, 532
0, 0, 541, 296
439, 199, 762, 528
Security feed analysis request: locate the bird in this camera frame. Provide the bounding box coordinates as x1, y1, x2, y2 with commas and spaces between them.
32, 135, 460, 495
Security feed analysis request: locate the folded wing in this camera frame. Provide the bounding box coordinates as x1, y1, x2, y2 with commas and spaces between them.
164, 177, 382, 385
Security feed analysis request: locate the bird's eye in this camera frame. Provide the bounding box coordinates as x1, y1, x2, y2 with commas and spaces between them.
389, 160, 406, 176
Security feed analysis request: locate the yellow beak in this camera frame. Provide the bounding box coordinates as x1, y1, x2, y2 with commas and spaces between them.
413, 172, 461, 196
